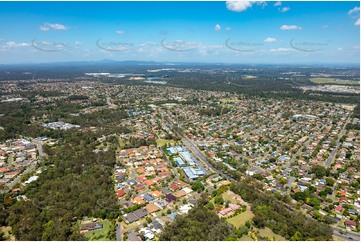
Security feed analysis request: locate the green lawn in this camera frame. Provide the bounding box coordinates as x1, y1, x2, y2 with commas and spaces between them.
226, 208, 254, 228
83, 219, 112, 241
257, 227, 286, 241
310, 78, 358, 85
156, 139, 175, 147
119, 139, 126, 148
239, 235, 253, 241
221, 190, 242, 204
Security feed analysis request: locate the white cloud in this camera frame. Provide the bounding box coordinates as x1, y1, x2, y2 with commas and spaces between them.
280, 7, 290, 12
214, 24, 221, 31
270, 47, 294, 52
75, 41, 82, 45
116, 30, 125, 35
348, 7, 360, 16
140, 41, 157, 47
226, 27, 231, 31
264, 37, 277, 43
337, 48, 343, 51
347, 7, 360, 26
226, 1, 265, 12
39, 23, 68, 31
4, 41, 30, 48
355, 18, 360, 26
274, 1, 282, 7
280, 25, 302, 30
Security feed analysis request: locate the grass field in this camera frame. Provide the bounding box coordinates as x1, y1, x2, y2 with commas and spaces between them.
226, 208, 254, 228
239, 235, 253, 241
84, 219, 112, 241
119, 139, 126, 147
310, 78, 359, 85
156, 139, 176, 147
257, 227, 286, 241
222, 190, 243, 204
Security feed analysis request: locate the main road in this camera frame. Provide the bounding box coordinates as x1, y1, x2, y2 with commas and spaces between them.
325, 117, 350, 168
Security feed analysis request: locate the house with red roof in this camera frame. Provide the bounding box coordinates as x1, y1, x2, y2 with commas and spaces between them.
116, 189, 126, 198
345, 220, 357, 229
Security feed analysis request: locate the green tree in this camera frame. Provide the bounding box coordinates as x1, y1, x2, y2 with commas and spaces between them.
290, 231, 303, 241
160, 207, 236, 240
207, 202, 215, 210
191, 181, 205, 193
214, 196, 224, 205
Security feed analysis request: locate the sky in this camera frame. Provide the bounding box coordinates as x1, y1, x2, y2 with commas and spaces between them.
0, 1, 359, 64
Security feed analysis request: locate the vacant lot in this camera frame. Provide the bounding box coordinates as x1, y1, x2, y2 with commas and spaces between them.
156, 139, 176, 147
310, 78, 359, 85
257, 227, 286, 241
226, 208, 254, 228
222, 190, 244, 204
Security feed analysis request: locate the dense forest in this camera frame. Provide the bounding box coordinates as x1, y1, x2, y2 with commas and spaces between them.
160, 206, 236, 241
230, 179, 333, 241
0, 99, 129, 142
3, 132, 118, 240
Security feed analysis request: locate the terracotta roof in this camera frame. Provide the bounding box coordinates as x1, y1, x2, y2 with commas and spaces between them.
174, 190, 186, 198
150, 190, 162, 198
345, 220, 357, 227
116, 189, 126, 198
174, 180, 189, 187
133, 196, 145, 204
169, 183, 179, 191
135, 184, 145, 191
145, 203, 160, 213
144, 180, 155, 186
137, 168, 145, 174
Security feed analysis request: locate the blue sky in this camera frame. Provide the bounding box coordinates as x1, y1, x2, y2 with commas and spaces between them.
0, 1, 359, 64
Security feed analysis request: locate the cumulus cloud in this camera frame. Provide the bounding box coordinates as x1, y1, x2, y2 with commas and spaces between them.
270, 47, 294, 52
355, 18, 360, 26
347, 7, 360, 26
116, 30, 125, 35
264, 37, 277, 43
4, 41, 30, 48
225, 1, 265, 12
280, 25, 302, 30
39, 23, 68, 31
274, 1, 282, 6
280, 7, 290, 12
214, 24, 221, 31
348, 6, 360, 16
